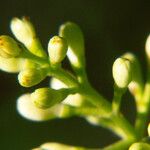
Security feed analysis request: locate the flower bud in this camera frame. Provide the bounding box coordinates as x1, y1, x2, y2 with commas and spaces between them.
112, 57, 132, 88
145, 34, 150, 60
59, 22, 85, 68
18, 68, 46, 87
0, 35, 22, 58
129, 142, 150, 150
148, 123, 150, 136
48, 36, 68, 65
31, 87, 69, 109
17, 94, 63, 121
10, 17, 36, 46
0, 57, 24, 73
122, 53, 143, 100
10, 17, 46, 57
37, 142, 83, 150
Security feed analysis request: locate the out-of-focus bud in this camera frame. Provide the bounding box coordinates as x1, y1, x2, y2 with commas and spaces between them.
10, 17, 46, 57
17, 94, 63, 121
145, 34, 150, 60
48, 36, 68, 65
18, 67, 46, 87
50, 77, 84, 107
129, 142, 150, 150
34, 142, 84, 150
0, 35, 22, 58
148, 123, 150, 136
10, 17, 36, 47
112, 57, 132, 88
31, 87, 69, 109
0, 57, 24, 73
122, 53, 143, 100
59, 22, 85, 69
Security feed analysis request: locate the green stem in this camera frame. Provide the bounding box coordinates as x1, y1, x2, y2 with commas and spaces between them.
135, 62, 150, 139
112, 85, 126, 114
102, 139, 134, 150
48, 67, 136, 139
135, 82, 150, 139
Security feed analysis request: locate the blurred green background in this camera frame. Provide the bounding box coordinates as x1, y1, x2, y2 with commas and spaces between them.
0, 0, 150, 149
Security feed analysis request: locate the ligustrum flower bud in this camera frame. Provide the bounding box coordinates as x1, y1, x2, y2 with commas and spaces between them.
10, 17, 36, 46
145, 34, 150, 60
31, 87, 69, 109
122, 53, 143, 100
37, 142, 84, 150
129, 142, 150, 150
0, 57, 24, 73
59, 22, 85, 68
10, 17, 46, 57
112, 57, 132, 88
148, 123, 150, 136
18, 68, 46, 87
17, 94, 63, 121
48, 36, 68, 65
0, 35, 22, 58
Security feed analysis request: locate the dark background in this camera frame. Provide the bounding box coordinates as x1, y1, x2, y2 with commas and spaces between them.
0, 0, 150, 149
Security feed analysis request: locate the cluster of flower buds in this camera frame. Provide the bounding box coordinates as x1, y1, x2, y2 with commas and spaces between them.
0, 17, 86, 122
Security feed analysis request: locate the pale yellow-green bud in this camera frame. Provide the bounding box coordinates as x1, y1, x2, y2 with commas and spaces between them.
35, 142, 84, 150
31, 88, 69, 109
122, 53, 143, 100
10, 17, 46, 57
0, 57, 24, 73
10, 17, 36, 46
0, 35, 22, 58
18, 68, 46, 87
148, 123, 150, 136
17, 94, 63, 121
145, 34, 150, 60
112, 57, 132, 88
59, 22, 85, 68
129, 142, 150, 150
48, 36, 68, 65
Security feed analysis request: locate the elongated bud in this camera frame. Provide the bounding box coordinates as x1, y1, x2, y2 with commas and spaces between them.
145, 34, 150, 60
10, 17, 36, 46
10, 17, 46, 57
129, 142, 150, 150
0, 35, 22, 58
18, 68, 46, 87
148, 123, 150, 136
122, 53, 143, 100
31, 87, 69, 109
48, 36, 68, 65
0, 57, 24, 73
17, 94, 63, 121
59, 22, 85, 69
35, 142, 84, 150
112, 57, 132, 88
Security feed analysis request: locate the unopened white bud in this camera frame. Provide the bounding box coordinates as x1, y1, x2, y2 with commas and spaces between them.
10, 17, 36, 46
48, 36, 68, 65
17, 94, 63, 121
0, 57, 24, 73
145, 34, 150, 60
113, 57, 132, 88
59, 22, 85, 68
